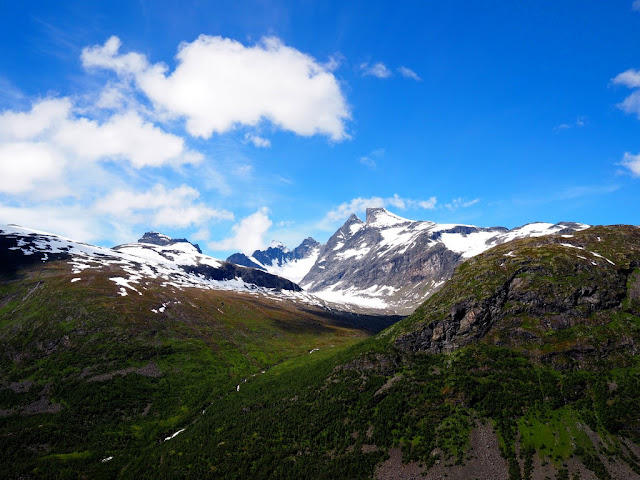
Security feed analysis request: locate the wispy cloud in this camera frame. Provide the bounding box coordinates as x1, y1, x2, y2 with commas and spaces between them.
244, 133, 271, 148
444, 198, 480, 211
359, 62, 392, 79
554, 115, 587, 132
633, 0, 640, 12
322, 194, 437, 226
359, 148, 385, 169
612, 69, 640, 117
621, 152, 640, 177
397, 66, 421, 81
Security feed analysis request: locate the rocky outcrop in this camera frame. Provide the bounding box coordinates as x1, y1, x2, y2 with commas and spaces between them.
300, 208, 588, 313
138, 232, 202, 253
394, 225, 640, 360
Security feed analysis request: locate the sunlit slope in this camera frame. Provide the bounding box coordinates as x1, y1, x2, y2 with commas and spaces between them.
0, 253, 394, 479
131, 225, 640, 480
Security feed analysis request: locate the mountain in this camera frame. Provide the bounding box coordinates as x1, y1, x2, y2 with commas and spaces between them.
300, 207, 588, 313
227, 237, 321, 284
2, 221, 640, 479
0, 224, 398, 479
124, 224, 640, 480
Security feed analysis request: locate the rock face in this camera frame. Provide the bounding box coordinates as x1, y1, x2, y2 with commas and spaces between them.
115, 233, 301, 291
300, 208, 588, 313
226, 237, 321, 284
138, 231, 203, 253
394, 225, 640, 364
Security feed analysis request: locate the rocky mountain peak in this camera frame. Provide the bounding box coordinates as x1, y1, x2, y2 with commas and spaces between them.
138, 231, 202, 254
365, 207, 410, 227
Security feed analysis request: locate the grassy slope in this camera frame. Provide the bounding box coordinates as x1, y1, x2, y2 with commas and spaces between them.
4, 226, 640, 479
124, 226, 640, 479
0, 260, 392, 479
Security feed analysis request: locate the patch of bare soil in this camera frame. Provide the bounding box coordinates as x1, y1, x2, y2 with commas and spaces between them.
86, 361, 162, 382
375, 422, 509, 480
375, 448, 425, 480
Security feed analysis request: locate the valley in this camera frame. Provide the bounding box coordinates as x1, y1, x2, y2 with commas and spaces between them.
1, 220, 640, 479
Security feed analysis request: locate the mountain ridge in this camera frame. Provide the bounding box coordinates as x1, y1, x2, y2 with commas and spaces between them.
298, 208, 589, 313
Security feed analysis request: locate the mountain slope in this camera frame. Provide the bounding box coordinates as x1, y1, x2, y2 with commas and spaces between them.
227, 237, 321, 284
0, 226, 398, 479
301, 208, 588, 313
126, 224, 640, 480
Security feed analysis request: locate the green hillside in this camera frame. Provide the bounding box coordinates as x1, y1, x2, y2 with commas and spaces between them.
123, 226, 640, 479
0, 258, 395, 479
3, 225, 640, 479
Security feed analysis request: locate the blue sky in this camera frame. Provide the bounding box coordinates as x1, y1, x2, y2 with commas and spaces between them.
1, 1, 640, 257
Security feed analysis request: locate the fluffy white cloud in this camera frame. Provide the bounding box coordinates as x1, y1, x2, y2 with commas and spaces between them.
82, 35, 350, 141
0, 97, 203, 197
621, 152, 640, 177
0, 203, 104, 242
324, 194, 437, 223
53, 111, 201, 168
244, 133, 271, 148
613, 69, 640, 117
208, 207, 272, 254
0, 97, 71, 139
0, 97, 201, 171
398, 66, 422, 81
612, 69, 640, 88
94, 184, 233, 228
360, 62, 392, 78
0, 142, 64, 195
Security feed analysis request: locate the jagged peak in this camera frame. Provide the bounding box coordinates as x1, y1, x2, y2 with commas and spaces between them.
365, 207, 411, 227
346, 213, 363, 224
137, 232, 202, 254
268, 240, 289, 252
138, 232, 173, 246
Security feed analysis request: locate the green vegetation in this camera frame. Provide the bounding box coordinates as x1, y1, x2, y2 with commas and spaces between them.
3, 225, 640, 478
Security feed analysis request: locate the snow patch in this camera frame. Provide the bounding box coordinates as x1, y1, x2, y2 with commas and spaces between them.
164, 428, 186, 441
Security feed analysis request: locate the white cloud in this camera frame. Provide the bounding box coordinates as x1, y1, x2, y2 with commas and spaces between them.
554, 115, 587, 132
0, 142, 65, 195
621, 152, 640, 177
612, 69, 640, 88
83, 35, 350, 141
612, 69, 640, 117
360, 62, 392, 79
0, 97, 71, 139
244, 133, 271, 148
94, 184, 233, 228
359, 147, 385, 169
0, 203, 103, 243
444, 197, 480, 211
398, 66, 422, 81
359, 156, 377, 169
633, 0, 640, 11
324, 194, 437, 224
208, 207, 272, 254
0, 98, 201, 174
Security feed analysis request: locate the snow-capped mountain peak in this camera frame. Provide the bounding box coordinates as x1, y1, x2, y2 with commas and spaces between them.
268, 240, 289, 252
365, 207, 411, 227
226, 237, 321, 284
300, 211, 590, 313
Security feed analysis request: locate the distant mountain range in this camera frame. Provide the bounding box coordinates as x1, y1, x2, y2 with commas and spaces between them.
226, 237, 321, 283
0, 225, 301, 296
227, 207, 588, 313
